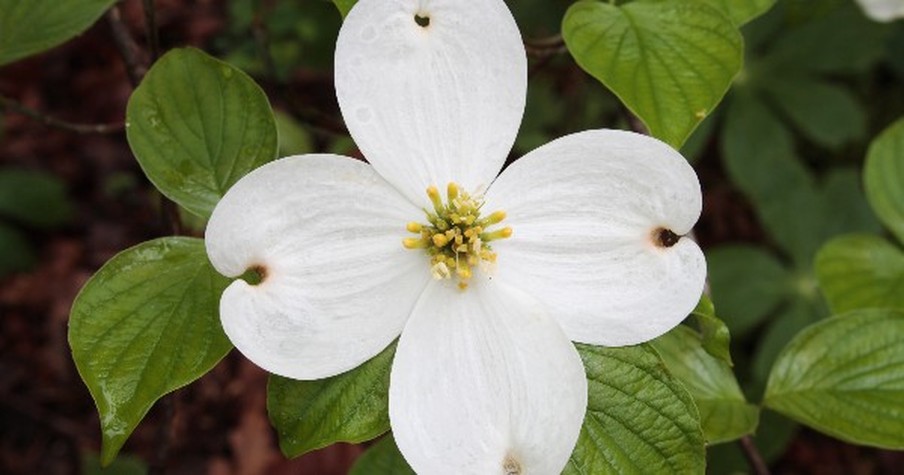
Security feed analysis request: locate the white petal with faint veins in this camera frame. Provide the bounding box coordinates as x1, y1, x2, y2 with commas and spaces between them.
335, 0, 526, 202
484, 130, 706, 346
206, 155, 430, 379
390, 279, 588, 475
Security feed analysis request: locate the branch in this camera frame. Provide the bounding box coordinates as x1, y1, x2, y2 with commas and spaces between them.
142, 0, 161, 61
106, 6, 147, 87
738, 435, 771, 475
0, 95, 124, 134
524, 34, 567, 58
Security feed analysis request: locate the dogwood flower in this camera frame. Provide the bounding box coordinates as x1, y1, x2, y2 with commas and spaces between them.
855, 0, 904, 22
205, 0, 706, 473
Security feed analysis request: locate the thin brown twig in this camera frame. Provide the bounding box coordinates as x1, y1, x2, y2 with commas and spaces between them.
524, 33, 567, 58
0, 94, 124, 134
142, 0, 161, 61
106, 6, 147, 87
739, 435, 772, 475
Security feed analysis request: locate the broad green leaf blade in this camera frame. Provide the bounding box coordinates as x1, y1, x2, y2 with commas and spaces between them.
698, 0, 775, 26
762, 77, 866, 150
865, 118, 904, 244
332, 0, 357, 17
764, 309, 904, 448
565, 344, 705, 474
690, 295, 733, 365
816, 234, 904, 313
268, 343, 394, 458
126, 48, 278, 219
69, 237, 232, 465
707, 245, 789, 336
562, 0, 743, 148
652, 326, 758, 444
0, 169, 72, 228
349, 435, 414, 475
0, 0, 116, 66
0, 223, 36, 276
752, 298, 822, 385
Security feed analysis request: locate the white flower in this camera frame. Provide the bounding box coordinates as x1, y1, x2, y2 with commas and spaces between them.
855, 0, 904, 22
204, 0, 706, 473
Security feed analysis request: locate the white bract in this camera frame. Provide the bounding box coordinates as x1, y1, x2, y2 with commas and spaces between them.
205, 0, 706, 473
855, 0, 904, 22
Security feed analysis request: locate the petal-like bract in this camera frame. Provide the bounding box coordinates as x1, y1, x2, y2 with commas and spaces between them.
390, 280, 588, 475
484, 130, 706, 346
335, 0, 527, 202
206, 155, 430, 379
855, 0, 904, 22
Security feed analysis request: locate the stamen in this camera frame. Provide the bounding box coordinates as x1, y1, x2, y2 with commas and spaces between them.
447, 182, 459, 202
402, 182, 512, 290
482, 227, 513, 242
403, 237, 428, 249
427, 185, 444, 214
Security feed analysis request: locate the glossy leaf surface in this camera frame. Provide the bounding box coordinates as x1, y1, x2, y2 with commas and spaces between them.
268, 343, 395, 457
126, 48, 278, 219
564, 344, 705, 474
652, 326, 758, 444
563, 0, 742, 148
69, 238, 232, 464
764, 310, 904, 448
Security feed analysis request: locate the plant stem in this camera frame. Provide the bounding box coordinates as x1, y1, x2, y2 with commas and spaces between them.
739, 435, 771, 475
524, 34, 566, 58
142, 0, 161, 61
106, 6, 147, 87
0, 95, 124, 134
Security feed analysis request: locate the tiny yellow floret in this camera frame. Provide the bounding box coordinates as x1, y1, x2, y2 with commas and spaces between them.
402, 182, 512, 290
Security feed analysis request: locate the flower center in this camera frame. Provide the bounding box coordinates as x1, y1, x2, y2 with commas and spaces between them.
403, 182, 512, 290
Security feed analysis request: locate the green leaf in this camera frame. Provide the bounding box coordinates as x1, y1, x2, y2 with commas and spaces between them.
0, 169, 72, 228
752, 298, 822, 385
268, 343, 395, 458
764, 309, 904, 448
349, 435, 414, 475
562, 0, 742, 148
69, 237, 232, 465
565, 344, 705, 474
652, 326, 758, 444
126, 48, 278, 219
722, 94, 879, 265
697, 0, 775, 26
816, 234, 904, 313
762, 77, 866, 150
690, 295, 733, 365
332, 0, 357, 17
764, 3, 889, 74
0, 222, 36, 276
865, 118, 904, 244
0, 0, 116, 66
707, 245, 789, 336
